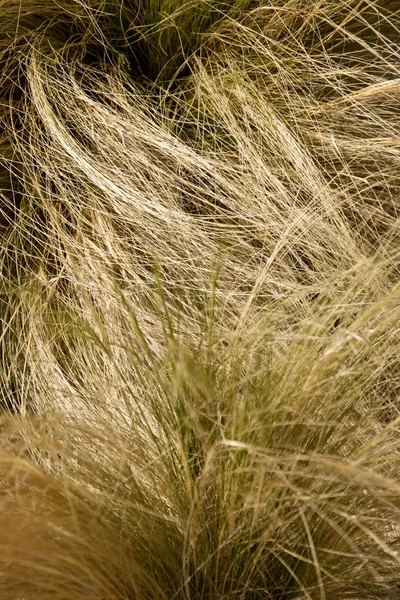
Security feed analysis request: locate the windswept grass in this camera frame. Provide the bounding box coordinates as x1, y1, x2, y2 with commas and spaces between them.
0, 1, 399, 598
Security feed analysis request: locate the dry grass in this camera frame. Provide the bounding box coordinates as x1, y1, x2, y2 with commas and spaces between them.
0, 1, 399, 598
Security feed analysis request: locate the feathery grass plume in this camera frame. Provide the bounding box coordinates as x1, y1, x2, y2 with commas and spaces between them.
0, 0, 400, 597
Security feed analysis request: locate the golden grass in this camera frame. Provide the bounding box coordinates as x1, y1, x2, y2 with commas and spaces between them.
0, 1, 399, 597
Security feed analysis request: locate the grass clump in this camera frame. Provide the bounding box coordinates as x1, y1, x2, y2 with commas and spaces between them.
0, 1, 399, 598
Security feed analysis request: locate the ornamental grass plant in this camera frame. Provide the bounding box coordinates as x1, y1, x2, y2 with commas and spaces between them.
0, 1, 399, 598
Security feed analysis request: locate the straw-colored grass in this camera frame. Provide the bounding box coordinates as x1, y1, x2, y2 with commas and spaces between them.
0, 1, 399, 598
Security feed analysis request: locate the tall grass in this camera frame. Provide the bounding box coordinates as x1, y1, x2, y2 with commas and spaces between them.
0, 1, 399, 598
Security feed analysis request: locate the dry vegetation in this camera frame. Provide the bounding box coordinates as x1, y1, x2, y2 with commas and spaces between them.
0, 1, 399, 598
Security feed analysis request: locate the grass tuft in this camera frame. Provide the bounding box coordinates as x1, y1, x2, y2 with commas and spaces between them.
0, 1, 399, 598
